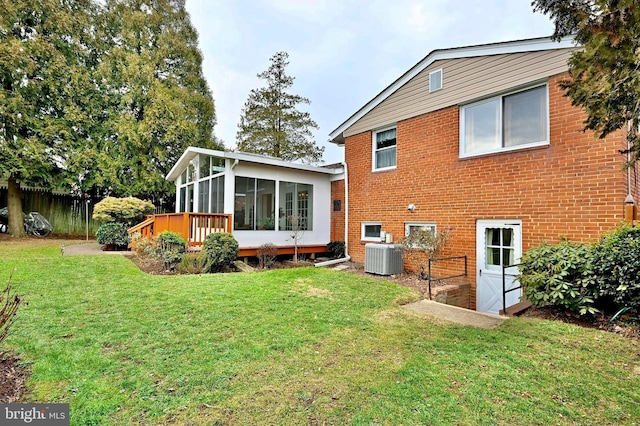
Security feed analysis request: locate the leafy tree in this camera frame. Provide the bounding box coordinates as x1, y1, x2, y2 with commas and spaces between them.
532, 0, 640, 166
0, 0, 97, 236
0, 0, 220, 236
93, 0, 222, 201
237, 51, 324, 164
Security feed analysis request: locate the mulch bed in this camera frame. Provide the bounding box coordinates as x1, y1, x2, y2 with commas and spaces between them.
520, 305, 640, 340
0, 352, 27, 403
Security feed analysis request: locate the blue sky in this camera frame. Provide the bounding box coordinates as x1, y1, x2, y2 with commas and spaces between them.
184, 0, 556, 164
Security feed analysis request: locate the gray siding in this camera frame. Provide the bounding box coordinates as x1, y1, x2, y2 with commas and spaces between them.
344, 48, 574, 137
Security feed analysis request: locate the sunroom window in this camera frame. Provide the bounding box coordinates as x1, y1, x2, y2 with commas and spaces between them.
373, 126, 397, 171
279, 181, 313, 231
460, 85, 548, 157
234, 177, 275, 231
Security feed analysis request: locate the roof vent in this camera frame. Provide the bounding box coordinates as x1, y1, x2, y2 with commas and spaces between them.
429, 69, 443, 93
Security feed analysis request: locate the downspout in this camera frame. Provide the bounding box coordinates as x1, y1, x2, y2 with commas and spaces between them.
316, 160, 351, 267
625, 121, 636, 223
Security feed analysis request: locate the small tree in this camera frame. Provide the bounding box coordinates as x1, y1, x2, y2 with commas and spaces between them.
400, 227, 451, 279
288, 215, 306, 263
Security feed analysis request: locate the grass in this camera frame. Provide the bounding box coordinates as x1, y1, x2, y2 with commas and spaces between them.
1, 240, 640, 425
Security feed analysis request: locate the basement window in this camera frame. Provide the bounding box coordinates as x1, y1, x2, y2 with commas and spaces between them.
362, 222, 382, 241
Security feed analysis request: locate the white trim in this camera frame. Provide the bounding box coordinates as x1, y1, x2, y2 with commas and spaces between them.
459, 83, 550, 158
328, 36, 575, 144
361, 221, 382, 242
166, 147, 344, 182
429, 69, 443, 93
371, 125, 397, 172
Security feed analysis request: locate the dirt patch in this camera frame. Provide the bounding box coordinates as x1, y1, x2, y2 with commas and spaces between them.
0, 352, 28, 403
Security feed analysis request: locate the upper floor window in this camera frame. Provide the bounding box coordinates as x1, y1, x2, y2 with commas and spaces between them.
460, 84, 548, 157
373, 126, 397, 171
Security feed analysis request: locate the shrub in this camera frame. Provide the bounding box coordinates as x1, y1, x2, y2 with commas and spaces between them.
202, 233, 239, 272
177, 252, 211, 274
327, 240, 345, 259
155, 231, 187, 270
590, 225, 640, 314
0, 269, 22, 346
257, 243, 278, 269
518, 239, 599, 315
130, 233, 152, 255
92, 197, 154, 225
95, 223, 131, 249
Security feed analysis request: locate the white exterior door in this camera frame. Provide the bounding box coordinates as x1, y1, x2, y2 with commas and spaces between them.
476, 220, 522, 315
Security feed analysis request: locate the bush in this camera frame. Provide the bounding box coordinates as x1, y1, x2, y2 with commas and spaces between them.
0, 269, 22, 346
327, 240, 345, 259
177, 252, 211, 274
257, 243, 278, 269
590, 225, 640, 314
92, 197, 155, 225
518, 239, 599, 315
95, 223, 131, 249
156, 232, 187, 270
202, 233, 239, 272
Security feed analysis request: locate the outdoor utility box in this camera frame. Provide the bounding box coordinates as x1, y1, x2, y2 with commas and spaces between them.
364, 243, 404, 275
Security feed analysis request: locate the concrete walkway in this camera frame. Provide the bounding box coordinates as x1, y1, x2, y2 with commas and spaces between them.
62, 242, 131, 256
403, 299, 506, 329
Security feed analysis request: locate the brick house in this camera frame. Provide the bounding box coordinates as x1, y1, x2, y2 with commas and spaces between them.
329, 37, 639, 314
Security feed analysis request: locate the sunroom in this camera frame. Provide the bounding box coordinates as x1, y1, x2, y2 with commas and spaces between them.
130, 147, 344, 257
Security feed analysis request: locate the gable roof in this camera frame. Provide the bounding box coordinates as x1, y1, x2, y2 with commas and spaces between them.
166, 147, 344, 182
328, 36, 575, 145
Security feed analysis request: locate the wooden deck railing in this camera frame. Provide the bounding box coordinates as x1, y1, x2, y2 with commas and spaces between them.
128, 213, 232, 245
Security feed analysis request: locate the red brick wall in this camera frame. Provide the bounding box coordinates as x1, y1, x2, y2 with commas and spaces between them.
344, 74, 629, 309
331, 179, 345, 242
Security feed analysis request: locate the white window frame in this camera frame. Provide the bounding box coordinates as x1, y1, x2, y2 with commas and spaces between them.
459, 83, 549, 158
361, 222, 383, 241
372, 125, 397, 172
429, 69, 443, 93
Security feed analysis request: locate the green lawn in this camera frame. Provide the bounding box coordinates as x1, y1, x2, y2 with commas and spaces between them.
1, 240, 639, 425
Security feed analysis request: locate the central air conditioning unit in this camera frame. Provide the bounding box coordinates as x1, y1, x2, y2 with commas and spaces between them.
364, 243, 404, 276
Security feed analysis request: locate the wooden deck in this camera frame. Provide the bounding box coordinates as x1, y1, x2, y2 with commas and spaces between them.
128, 213, 232, 245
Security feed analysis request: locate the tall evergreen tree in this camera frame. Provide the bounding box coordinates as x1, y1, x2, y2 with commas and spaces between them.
0, 0, 97, 236
95, 0, 221, 201
237, 51, 324, 164
533, 0, 640, 166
